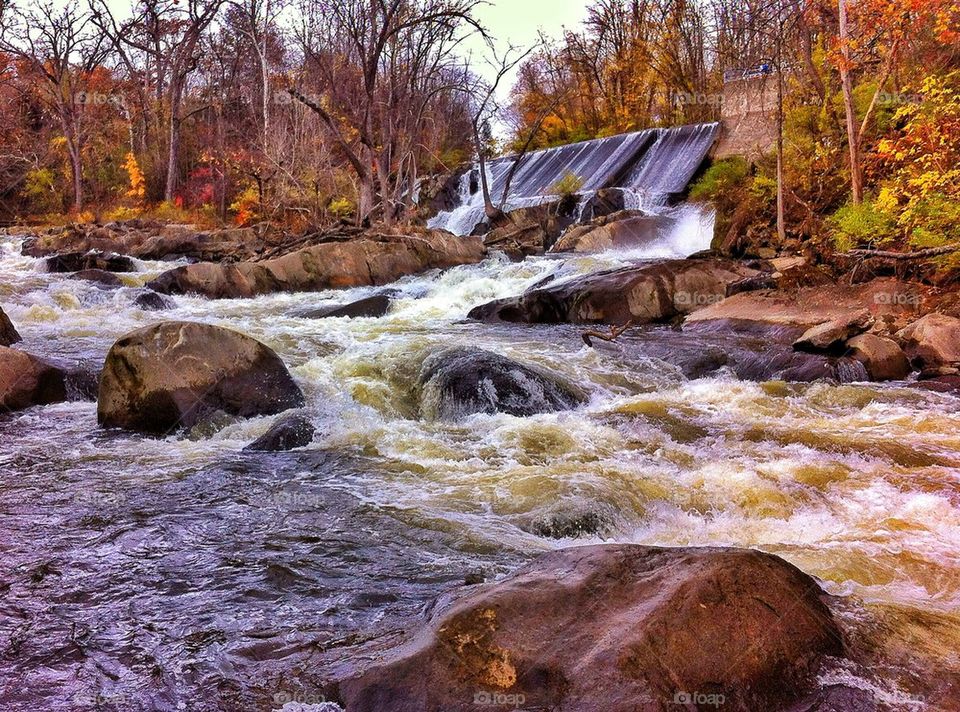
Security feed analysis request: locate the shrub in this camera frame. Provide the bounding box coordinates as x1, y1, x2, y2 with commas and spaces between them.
550, 171, 584, 197
828, 199, 897, 251
688, 157, 750, 202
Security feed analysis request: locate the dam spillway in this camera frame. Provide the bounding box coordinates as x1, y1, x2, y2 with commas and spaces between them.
429, 122, 719, 236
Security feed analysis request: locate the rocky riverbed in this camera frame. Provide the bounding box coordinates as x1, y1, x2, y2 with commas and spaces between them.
1, 223, 959, 711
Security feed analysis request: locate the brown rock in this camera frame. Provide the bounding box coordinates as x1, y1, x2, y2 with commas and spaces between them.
339, 545, 843, 712
793, 310, 874, 353
468, 258, 757, 325
686, 278, 926, 331
895, 313, 960, 368
551, 210, 673, 253
0, 347, 68, 412
0, 307, 20, 347
97, 321, 304, 434
844, 334, 911, 381
148, 231, 485, 299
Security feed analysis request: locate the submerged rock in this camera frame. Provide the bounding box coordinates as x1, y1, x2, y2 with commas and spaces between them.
844, 334, 910, 381
97, 321, 304, 434
468, 258, 757, 325
339, 544, 843, 712
297, 293, 392, 319
133, 290, 175, 311
244, 413, 315, 452
419, 348, 585, 420
0, 307, 21, 346
68, 268, 124, 288
148, 230, 484, 299
895, 313, 960, 369
46, 251, 135, 273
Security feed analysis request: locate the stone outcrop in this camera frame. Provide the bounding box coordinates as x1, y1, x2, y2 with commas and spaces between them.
468, 258, 757, 325
22, 221, 265, 263
0, 307, 20, 347
551, 210, 673, 253
148, 231, 485, 299
686, 277, 928, 332
481, 199, 578, 259
46, 251, 135, 273
793, 310, 874, 353
895, 313, 960, 369
243, 413, 315, 452
419, 348, 585, 420
339, 544, 843, 712
97, 321, 304, 434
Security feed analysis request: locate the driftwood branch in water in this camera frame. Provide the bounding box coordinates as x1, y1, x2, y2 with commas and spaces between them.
581, 320, 634, 347
843, 243, 960, 260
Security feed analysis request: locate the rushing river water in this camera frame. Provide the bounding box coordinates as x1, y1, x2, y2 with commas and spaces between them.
1, 218, 960, 711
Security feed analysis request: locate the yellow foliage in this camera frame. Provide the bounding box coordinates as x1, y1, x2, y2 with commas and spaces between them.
123, 152, 146, 200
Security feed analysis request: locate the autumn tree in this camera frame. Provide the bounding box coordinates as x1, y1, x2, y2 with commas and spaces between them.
0, 1, 109, 211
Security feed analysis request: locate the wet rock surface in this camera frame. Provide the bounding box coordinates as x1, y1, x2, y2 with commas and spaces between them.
468, 257, 758, 325
68, 268, 125, 288
419, 347, 586, 420
339, 544, 844, 712
0, 350, 95, 410
0, 307, 20, 346
133, 290, 175, 311
297, 293, 393, 319
97, 321, 305, 434
243, 413, 316, 452
46, 251, 135, 273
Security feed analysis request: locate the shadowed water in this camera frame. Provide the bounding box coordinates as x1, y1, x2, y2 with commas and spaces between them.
1, 234, 959, 710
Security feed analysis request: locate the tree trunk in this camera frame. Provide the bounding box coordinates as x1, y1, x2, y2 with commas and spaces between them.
164, 80, 184, 203
67, 140, 84, 213
838, 0, 863, 204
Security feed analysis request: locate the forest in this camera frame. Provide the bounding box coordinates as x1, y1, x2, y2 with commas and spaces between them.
0, 0, 956, 258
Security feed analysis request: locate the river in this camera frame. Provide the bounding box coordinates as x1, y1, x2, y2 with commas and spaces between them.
1, 217, 958, 710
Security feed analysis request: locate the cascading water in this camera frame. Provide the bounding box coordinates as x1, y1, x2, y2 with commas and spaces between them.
1, 230, 959, 710
428, 122, 719, 237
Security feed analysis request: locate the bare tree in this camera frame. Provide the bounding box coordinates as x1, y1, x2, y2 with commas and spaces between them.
289, 0, 483, 226
0, 1, 109, 211
92, 0, 225, 202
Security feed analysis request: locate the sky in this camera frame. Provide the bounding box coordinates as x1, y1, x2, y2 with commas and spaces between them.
85, 0, 591, 137
458, 0, 590, 136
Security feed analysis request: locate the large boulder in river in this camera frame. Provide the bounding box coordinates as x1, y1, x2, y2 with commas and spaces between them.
297, 292, 392, 319
0, 307, 20, 346
895, 313, 960, 369
0, 347, 67, 412
97, 321, 305, 434
468, 258, 757, 325
419, 348, 585, 420
148, 230, 484, 299
339, 544, 843, 712
844, 334, 911, 381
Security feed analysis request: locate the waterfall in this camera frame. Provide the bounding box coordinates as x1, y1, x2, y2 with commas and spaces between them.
429, 122, 719, 236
